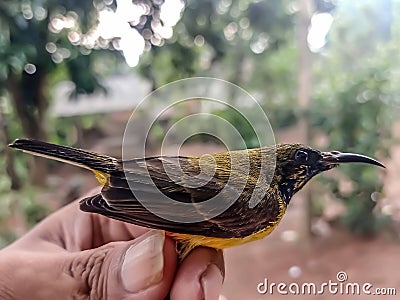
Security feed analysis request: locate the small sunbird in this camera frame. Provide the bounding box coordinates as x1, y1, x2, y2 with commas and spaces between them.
9, 139, 384, 256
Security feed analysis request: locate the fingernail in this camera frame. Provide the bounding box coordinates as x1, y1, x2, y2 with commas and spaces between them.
121, 230, 165, 293
201, 264, 224, 300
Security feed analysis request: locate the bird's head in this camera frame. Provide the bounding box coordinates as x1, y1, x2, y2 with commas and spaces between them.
274, 144, 385, 205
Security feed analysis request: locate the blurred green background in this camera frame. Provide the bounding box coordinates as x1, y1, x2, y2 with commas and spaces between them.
1, 0, 400, 298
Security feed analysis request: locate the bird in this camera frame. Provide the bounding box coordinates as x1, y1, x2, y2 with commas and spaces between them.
9, 138, 384, 256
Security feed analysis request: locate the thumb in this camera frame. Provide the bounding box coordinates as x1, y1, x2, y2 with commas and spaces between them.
67, 230, 176, 300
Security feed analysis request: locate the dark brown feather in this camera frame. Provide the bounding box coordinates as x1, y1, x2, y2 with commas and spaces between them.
80, 149, 283, 238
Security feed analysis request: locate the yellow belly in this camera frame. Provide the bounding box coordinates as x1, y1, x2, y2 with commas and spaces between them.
168, 199, 286, 252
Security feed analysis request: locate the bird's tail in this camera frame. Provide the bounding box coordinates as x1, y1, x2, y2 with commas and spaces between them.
9, 139, 119, 184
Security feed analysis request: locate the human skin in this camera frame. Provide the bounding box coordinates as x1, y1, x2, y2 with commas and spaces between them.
0, 189, 225, 300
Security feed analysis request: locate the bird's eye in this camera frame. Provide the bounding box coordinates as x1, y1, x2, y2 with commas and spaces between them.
295, 150, 309, 163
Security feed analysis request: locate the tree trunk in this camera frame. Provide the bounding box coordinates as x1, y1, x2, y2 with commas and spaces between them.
8, 69, 49, 186
297, 0, 314, 241
0, 98, 21, 190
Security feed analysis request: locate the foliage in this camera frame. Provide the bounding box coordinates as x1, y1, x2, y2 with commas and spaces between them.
309, 0, 399, 234
0, 140, 49, 247
311, 72, 394, 233
213, 108, 261, 149
138, 0, 296, 89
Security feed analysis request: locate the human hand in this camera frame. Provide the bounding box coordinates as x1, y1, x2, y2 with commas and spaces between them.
0, 189, 225, 300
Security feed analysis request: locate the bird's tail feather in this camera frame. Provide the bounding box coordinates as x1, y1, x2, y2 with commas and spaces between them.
9, 139, 118, 175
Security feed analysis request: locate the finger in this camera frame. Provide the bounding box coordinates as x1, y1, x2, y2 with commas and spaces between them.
170, 247, 224, 300
2, 230, 177, 300
19, 188, 151, 251
75, 230, 177, 300
118, 231, 177, 300
65, 230, 177, 300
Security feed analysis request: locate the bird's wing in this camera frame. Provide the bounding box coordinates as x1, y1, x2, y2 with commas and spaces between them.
80, 155, 281, 238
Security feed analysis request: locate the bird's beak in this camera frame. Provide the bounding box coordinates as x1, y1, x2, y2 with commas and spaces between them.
321, 151, 385, 168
